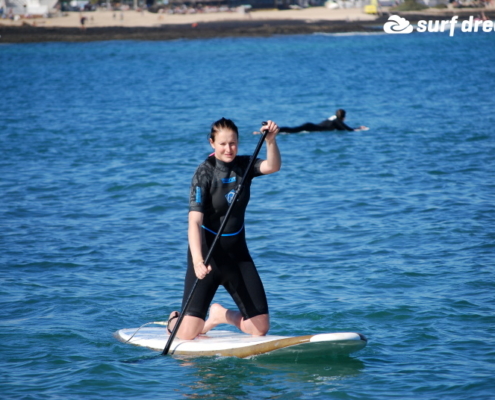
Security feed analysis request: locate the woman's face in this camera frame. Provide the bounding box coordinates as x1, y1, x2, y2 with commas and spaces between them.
210, 129, 238, 163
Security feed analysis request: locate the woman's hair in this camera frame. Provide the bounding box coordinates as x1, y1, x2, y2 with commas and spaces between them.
210, 118, 239, 141
335, 109, 346, 120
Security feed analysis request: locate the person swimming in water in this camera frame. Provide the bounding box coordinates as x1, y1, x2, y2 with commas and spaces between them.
256, 109, 368, 134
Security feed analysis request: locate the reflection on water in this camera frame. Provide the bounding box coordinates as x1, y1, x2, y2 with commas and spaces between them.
176, 355, 364, 399
120, 353, 163, 364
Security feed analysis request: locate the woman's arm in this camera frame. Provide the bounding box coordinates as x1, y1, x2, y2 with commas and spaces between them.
259, 120, 282, 175
188, 210, 212, 279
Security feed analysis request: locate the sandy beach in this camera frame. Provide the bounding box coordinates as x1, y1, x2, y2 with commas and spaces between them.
1, 6, 494, 43
1, 7, 378, 29
0, 7, 386, 43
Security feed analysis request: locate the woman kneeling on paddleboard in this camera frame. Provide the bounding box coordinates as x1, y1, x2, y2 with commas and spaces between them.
168, 118, 281, 340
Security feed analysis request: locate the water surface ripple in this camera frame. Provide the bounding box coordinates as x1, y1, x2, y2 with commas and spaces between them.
1, 32, 494, 399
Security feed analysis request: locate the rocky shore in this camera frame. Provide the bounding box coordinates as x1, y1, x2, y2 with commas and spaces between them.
0, 19, 383, 43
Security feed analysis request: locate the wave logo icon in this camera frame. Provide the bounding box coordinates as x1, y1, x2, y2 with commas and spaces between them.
225, 189, 236, 204
384, 15, 414, 34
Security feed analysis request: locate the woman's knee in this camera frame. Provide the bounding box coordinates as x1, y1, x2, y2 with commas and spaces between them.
177, 316, 204, 340
243, 314, 270, 336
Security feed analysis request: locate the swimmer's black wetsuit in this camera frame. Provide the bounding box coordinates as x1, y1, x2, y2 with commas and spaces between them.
183, 155, 268, 321
279, 117, 354, 133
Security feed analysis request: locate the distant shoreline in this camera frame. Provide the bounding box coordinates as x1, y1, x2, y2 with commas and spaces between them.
0, 19, 384, 43
1, 9, 493, 43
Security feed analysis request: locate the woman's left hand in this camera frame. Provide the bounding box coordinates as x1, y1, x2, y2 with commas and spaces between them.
253, 120, 279, 139
258, 120, 282, 175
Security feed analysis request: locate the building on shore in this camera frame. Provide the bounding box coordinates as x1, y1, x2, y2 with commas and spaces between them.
2, 0, 58, 15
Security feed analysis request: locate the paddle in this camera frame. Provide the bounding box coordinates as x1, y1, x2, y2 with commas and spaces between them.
162, 122, 270, 356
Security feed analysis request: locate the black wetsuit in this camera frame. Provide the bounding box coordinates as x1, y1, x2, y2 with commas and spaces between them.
279, 116, 354, 133
183, 155, 268, 321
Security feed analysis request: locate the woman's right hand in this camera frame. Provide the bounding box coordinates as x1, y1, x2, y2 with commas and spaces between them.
193, 260, 212, 280
188, 211, 212, 280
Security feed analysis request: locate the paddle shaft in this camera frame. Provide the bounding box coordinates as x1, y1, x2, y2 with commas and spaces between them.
162, 125, 269, 355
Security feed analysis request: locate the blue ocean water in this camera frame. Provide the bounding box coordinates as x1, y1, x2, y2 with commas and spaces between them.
1, 30, 495, 399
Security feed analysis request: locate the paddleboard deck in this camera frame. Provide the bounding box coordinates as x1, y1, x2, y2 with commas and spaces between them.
114, 326, 367, 360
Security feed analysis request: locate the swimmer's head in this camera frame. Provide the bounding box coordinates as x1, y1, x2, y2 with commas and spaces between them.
210, 118, 239, 142
336, 109, 346, 121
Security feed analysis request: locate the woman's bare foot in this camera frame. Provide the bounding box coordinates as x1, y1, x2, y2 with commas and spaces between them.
201, 303, 269, 336
202, 303, 228, 333
167, 311, 179, 334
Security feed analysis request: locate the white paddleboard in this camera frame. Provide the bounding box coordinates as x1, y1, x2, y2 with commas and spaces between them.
114, 325, 367, 360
